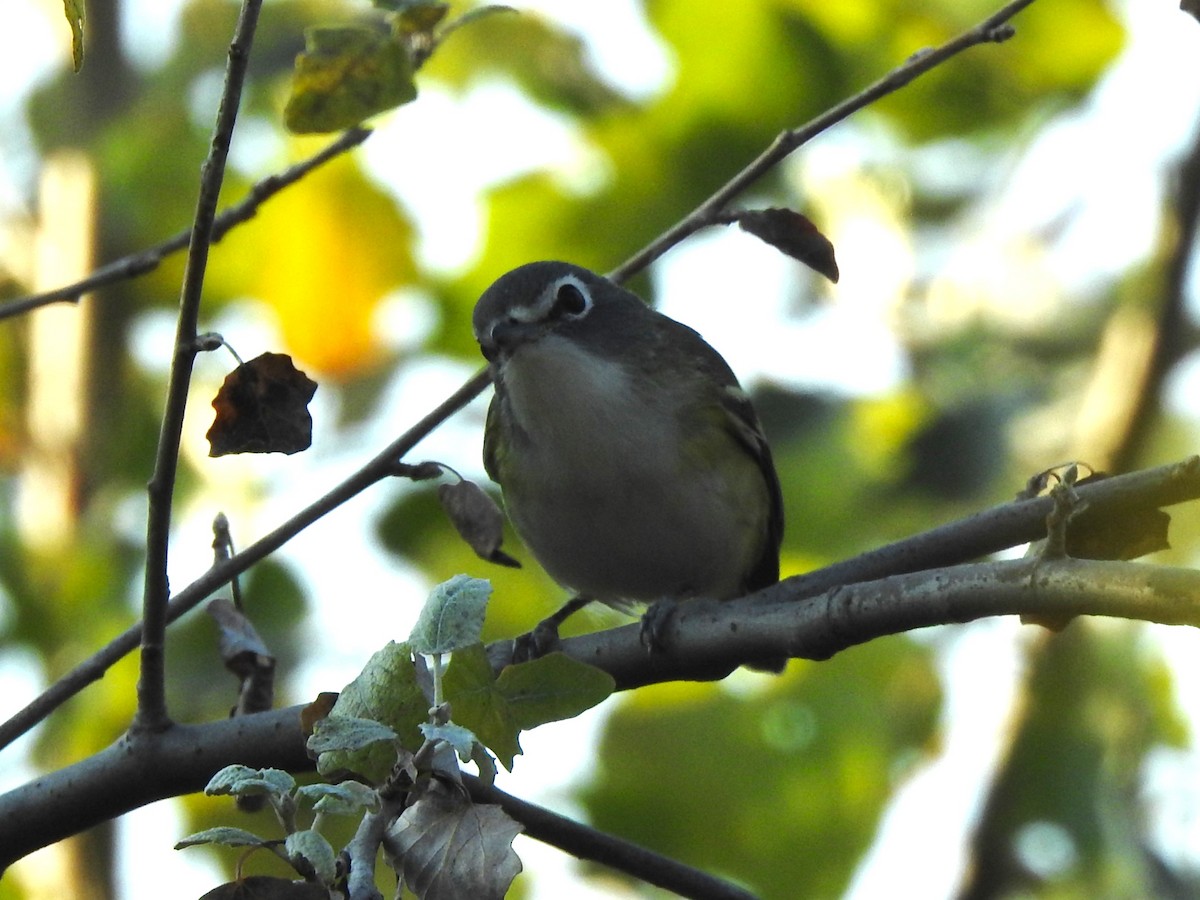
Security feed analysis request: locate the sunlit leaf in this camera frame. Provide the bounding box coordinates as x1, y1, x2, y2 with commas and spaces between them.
285, 26, 417, 134
62, 0, 85, 71
320, 642, 426, 782
410, 575, 492, 655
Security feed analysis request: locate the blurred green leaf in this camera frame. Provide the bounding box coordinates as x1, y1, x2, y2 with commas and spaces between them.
960, 625, 1189, 897
581, 638, 941, 898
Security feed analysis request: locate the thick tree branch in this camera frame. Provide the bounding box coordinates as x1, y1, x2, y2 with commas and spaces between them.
136, 0, 263, 733
1, 452, 1195, 752
4, 549, 1200, 867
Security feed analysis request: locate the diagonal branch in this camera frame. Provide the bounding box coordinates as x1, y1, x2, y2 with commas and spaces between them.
0, 127, 372, 321
135, 0, 263, 732
463, 775, 757, 900
607, 0, 1040, 283
0, 369, 491, 750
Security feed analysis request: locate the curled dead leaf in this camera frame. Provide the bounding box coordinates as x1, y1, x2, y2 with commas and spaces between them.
438, 480, 521, 568
207, 353, 318, 457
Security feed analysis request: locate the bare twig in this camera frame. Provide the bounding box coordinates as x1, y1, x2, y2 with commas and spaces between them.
135, 0, 264, 732
0, 127, 372, 321
1109, 120, 1200, 470
463, 775, 758, 900
608, 0, 1038, 283
0, 368, 492, 750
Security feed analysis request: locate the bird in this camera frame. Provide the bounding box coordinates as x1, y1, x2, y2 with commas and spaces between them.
473, 260, 784, 658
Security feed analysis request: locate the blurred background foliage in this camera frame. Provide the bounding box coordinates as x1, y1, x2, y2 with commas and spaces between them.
0, 0, 1199, 897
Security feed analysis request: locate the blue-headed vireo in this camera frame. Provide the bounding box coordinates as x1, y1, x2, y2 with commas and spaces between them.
474, 261, 784, 653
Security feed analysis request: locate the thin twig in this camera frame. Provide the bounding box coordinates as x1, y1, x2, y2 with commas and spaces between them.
607, 0, 1038, 283
463, 775, 758, 900
1109, 120, 1200, 470
0, 127, 372, 321
0, 368, 491, 750
135, 0, 264, 732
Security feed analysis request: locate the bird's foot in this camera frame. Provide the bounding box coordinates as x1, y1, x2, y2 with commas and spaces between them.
512, 595, 594, 663
639, 597, 680, 653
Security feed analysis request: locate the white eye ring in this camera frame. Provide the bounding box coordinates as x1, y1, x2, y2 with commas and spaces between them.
548, 276, 592, 319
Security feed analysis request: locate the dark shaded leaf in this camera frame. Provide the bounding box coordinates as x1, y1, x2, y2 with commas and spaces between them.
198, 875, 327, 899
300, 692, 339, 738
207, 598, 275, 705
384, 780, 522, 900
734, 207, 839, 283
206, 353, 318, 456
438, 480, 521, 568
392, 1, 450, 31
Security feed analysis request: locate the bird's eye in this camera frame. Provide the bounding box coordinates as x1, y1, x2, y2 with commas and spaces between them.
552, 281, 591, 318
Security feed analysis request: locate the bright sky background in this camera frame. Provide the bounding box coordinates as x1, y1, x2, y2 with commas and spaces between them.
3, 0, 1200, 898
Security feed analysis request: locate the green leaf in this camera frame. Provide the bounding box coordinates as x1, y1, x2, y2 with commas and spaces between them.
420, 721, 479, 760
298, 781, 381, 817
62, 0, 84, 72
286, 829, 338, 884
204, 765, 296, 799
409, 575, 491, 655
442, 642, 520, 769
175, 826, 272, 850
319, 641, 427, 783
284, 26, 417, 134
306, 715, 398, 754
498, 652, 615, 730
441, 646, 613, 770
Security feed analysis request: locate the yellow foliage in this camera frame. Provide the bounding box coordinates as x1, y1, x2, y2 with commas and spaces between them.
213, 150, 416, 378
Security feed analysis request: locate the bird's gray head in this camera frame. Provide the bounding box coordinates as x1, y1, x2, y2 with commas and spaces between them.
472, 261, 638, 363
